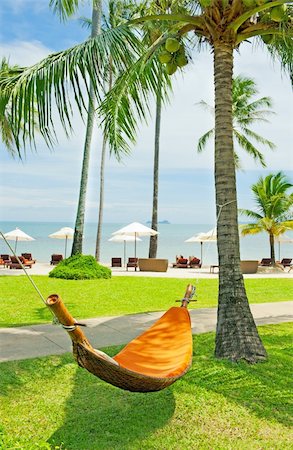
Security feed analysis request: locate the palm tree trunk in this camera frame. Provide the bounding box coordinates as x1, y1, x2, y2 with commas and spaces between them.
95, 133, 107, 261
149, 76, 162, 258
95, 61, 113, 262
213, 43, 267, 363
269, 232, 275, 264
71, 0, 102, 255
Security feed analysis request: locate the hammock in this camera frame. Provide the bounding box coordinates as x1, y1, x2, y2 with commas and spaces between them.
46, 285, 195, 393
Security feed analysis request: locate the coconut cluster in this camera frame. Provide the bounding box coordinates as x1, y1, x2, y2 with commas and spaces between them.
256, 2, 289, 45
158, 37, 188, 75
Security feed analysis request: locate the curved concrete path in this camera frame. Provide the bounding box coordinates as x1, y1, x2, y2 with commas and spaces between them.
0, 301, 292, 363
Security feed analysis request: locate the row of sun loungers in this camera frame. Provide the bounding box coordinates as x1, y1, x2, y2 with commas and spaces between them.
0, 253, 64, 268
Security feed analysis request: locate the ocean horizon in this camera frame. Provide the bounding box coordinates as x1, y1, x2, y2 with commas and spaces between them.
1, 221, 292, 266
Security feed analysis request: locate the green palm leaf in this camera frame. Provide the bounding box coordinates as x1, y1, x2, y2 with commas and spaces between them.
100, 42, 172, 156
0, 25, 142, 151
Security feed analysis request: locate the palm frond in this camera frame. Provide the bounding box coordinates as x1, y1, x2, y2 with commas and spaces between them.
234, 130, 267, 167
0, 25, 142, 152
240, 223, 263, 236
239, 208, 263, 220
49, 0, 80, 21
197, 128, 214, 153
99, 40, 173, 157
241, 128, 276, 150
79, 16, 92, 30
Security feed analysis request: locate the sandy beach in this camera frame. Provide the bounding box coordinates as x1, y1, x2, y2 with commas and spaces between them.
1, 262, 292, 279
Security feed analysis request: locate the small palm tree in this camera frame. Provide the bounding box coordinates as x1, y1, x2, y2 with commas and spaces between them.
240, 172, 293, 264
197, 75, 276, 168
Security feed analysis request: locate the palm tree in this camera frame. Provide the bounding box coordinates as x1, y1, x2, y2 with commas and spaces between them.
95, 0, 139, 262
49, 0, 103, 256
197, 75, 276, 168
2, 0, 292, 362
99, 0, 292, 362
240, 172, 293, 264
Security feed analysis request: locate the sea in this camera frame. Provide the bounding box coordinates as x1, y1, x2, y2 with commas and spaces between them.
1, 221, 292, 266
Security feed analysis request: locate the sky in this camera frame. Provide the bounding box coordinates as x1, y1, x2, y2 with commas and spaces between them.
0, 0, 292, 225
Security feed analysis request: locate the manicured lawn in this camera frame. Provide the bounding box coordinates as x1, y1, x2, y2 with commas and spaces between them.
0, 323, 292, 449
0, 276, 293, 327
0, 276, 292, 327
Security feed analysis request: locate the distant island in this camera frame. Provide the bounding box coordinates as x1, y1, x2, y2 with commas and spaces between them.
146, 220, 170, 224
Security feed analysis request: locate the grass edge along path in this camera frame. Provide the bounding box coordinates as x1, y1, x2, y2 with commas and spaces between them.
0, 275, 292, 328
0, 323, 292, 449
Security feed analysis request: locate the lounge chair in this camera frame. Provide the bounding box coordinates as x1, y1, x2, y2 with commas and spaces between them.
1, 254, 11, 267
126, 257, 138, 271
9, 256, 33, 269
21, 253, 36, 263
0, 258, 5, 267
50, 254, 63, 265
259, 258, 273, 266
172, 255, 182, 268
279, 258, 292, 268
175, 257, 189, 268
188, 256, 201, 268
111, 257, 122, 267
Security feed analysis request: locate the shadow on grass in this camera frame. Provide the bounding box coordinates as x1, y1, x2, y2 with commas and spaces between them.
181, 327, 292, 427
49, 366, 175, 449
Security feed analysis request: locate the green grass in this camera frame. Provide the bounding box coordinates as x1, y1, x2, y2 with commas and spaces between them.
0, 323, 292, 449
0, 276, 292, 327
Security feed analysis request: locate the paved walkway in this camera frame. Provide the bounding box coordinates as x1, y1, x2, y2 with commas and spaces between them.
1, 301, 292, 363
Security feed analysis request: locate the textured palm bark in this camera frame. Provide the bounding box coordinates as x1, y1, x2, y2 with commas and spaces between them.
149, 78, 162, 258
269, 232, 276, 264
95, 133, 107, 261
71, 1, 102, 255
214, 43, 267, 362
95, 60, 113, 262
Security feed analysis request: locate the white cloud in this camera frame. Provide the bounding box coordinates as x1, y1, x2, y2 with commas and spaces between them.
0, 39, 52, 65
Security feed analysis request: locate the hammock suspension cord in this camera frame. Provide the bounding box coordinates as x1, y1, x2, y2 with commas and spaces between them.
0, 230, 56, 321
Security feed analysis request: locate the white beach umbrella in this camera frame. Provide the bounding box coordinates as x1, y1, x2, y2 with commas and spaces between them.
274, 234, 293, 261
112, 222, 158, 259
2, 228, 35, 252
108, 235, 142, 266
185, 228, 217, 264
49, 227, 74, 258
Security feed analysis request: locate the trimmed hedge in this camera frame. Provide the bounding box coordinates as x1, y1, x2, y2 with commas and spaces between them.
49, 254, 111, 280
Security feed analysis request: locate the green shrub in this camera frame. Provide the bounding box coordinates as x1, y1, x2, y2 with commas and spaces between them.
49, 254, 111, 280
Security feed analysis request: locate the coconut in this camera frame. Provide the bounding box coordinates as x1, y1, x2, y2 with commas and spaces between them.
261, 34, 274, 44
270, 5, 287, 22
165, 38, 181, 53
166, 62, 177, 75
158, 51, 172, 64
176, 53, 188, 68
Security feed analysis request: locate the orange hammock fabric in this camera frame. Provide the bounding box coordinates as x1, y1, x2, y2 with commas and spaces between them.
114, 307, 192, 378
46, 286, 194, 392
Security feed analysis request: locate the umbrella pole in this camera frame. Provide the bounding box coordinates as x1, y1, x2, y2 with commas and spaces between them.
15, 237, 18, 253
135, 232, 137, 271
124, 241, 126, 267
65, 236, 68, 259
278, 242, 280, 262
200, 242, 203, 266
